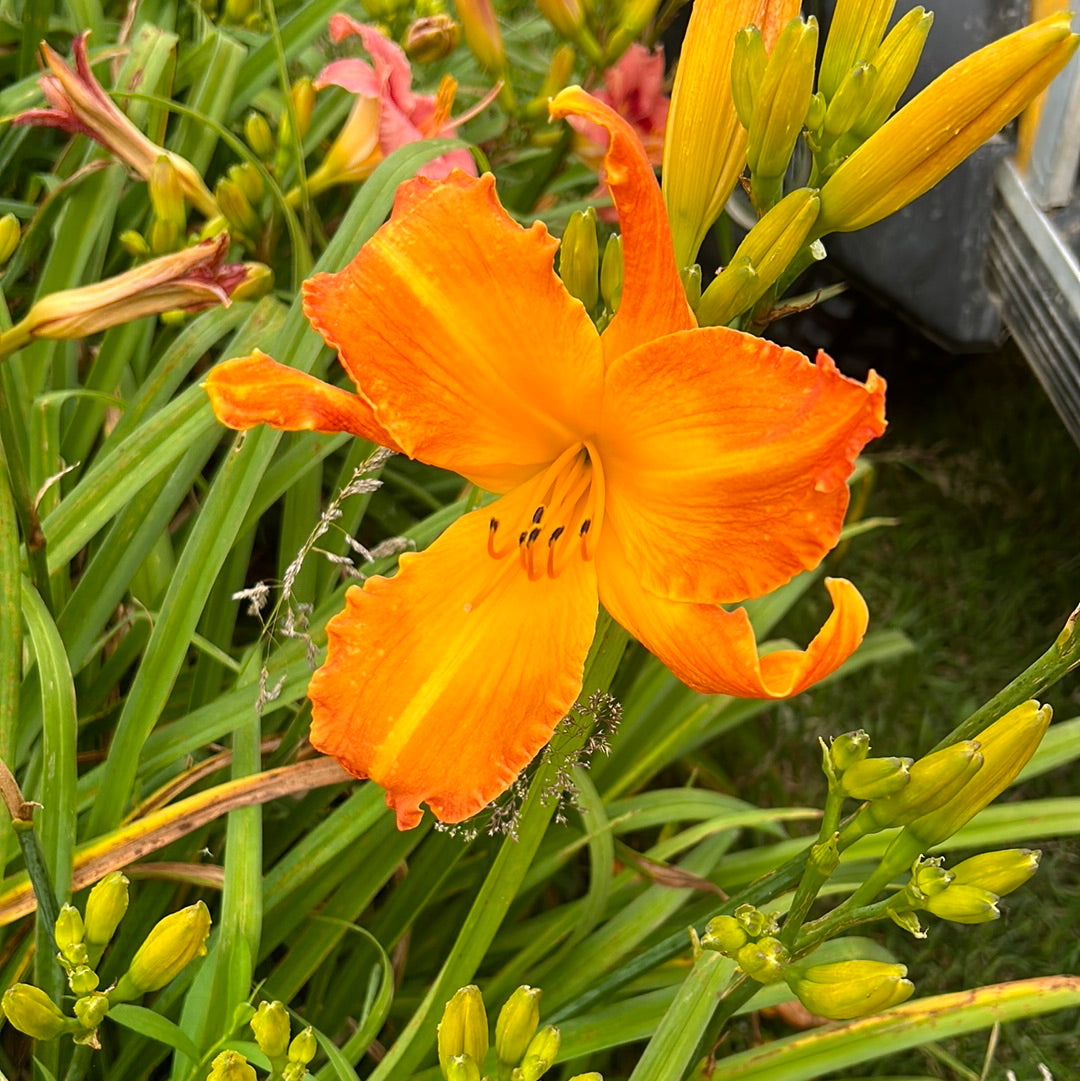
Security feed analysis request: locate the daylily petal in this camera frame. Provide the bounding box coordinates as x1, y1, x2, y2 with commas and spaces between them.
549, 86, 694, 366
315, 57, 380, 97
204, 350, 402, 450
303, 172, 604, 492
596, 327, 886, 604
599, 531, 869, 697
308, 481, 599, 828
329, 14, 417, 113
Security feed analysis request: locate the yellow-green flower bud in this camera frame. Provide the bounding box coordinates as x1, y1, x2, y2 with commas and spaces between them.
735, 936, 787, 984
787, 959, 913, 1020
804, 91, 826, 134
600, 233, 623, 313
539, 44, 576, 100
437, 985, 488, 1075
113, 900, 211, 998
289, 77, 315, 143
951, 849, 1041, 897
119, 229, 151, 258
925, 883, 1000, 924
747, 16, 818, 202
519, 1024, 561, 1081
55, 903, 87, 965
456, 0, 506, 76
910, 855, 953, 898
840, 755, 912, 800
604, 0, 662, 66
495, 985, 541, 1069
734, 903, 769, 938
679, 263, 702, 310
69, 966, 99, 995
697, 187, 820, 327
731, 26, 767, 130
216, 178, 260, 240
405, 15, 462, 63
444, 1054, 481, 1081
830, 729, 871, 772
851, 7, 933, 139
73, 992, 109, 1031
251, 1000, 290, 1060
245, 112, 275, 159
84, 871, 129, 956
567, 1075, 603, 1081
230, 263, 274, 302
2, 984, 78, 1040
150, 156, 186, 230
0, 213, 20, 266
207, 1050, 257, 1081
701, 914, 747, 954
288, 1025, 317, 1065
229, 162, 264, 206
823, 62, 876, 140
559, 208, 599, 312
817, 0, 894, 103
537, 0, 583, 40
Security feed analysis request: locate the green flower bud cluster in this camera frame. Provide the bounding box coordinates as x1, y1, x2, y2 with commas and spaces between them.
248, 1000, 318, 1081
701, 905, 788, 984
216, 163, 266, 249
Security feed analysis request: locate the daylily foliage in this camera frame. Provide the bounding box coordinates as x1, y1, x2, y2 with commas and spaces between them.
206, 89, 885, 829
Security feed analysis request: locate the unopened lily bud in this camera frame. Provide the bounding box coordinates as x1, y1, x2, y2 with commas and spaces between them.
787, 960, 913, 1020
905, 702, 1052, 850
519, 1025, 561, 1081
55, 903, 87, 965
537, 0, 583, 40
805, 91, 826, 133
229, 263, 274, 302
604, 0, 663, 66
600, 233, 623, 313
496, 985, 541, 1069
208, 1050, 257, 1081
73, 991, 109, 1031
731, 26, 767, 130
559, 208, 599, 311
680, 263, 702, 310
734, 903, 770, 938
405, 15, 462, 63
696, 187, 820, 326
747, 16, 818, 205
113, 900, 211, 998
910, 856, 953, 898
229, 162, 264, 206
841, 755, 912, 799
2, 984, 78, 1040
84, 872, 129, 961
817, 0, 894, 102
444, 1055, 480, 1081
851, 7, 933, 139
951, 849, 1041, 896
289, 77, 315, 142
539, 44, 577, 100
251, 1000, 290, 1060
925, 883, 1000, 924
701, 914, 748, 954
437, 985, 488, 1074
216, 178, 261, 240
223, 0, 258, 24
817, 15, 1080, 234
830, 729, 871, 772
736, 936, 787, 984
150, 156, 187, 235
823, 62, 876, 140
455, 0, 506, 75
0, 213, 20, 266
288, 1025, 317, 1065
68, 966, 99, 995
245, 111, 275, 159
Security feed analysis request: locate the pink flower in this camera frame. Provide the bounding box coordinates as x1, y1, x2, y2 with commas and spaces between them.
306, 15, 490, 195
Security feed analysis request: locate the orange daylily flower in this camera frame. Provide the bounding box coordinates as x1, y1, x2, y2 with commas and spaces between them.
205, 88, 886, 830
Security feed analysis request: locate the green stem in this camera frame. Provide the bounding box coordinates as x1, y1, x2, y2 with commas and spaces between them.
63, 1044, 93, 1081
795, 896, 896, 957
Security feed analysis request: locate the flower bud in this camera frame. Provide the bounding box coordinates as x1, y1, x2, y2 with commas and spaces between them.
539, 44, 577, 100
73, 992, 109, 1031
245, 111, 275, 159
149, 155, 187, 254
735, 936, 787, 984
925, 883, 1000, 924
559, 208, 599, 312
495, 985, 541, 1069
251, 1000, 291, 1060
840, 755, 912, 800
950, 849, 1041, 897
746, 16, 818, 205
207, 1050, 257, 1081
119, 229, 151, 258
405, 15, 462, 64
289, 77, 316, 142
537, 0, 584, 40
0, 213, 20, 266
444, 1055, 480, 1081
216, 178, 261, 240
84, 871, 129, 957
680, 263, 702, 310
456, 0, 506, 75
229, 162, 264, 206
567, 1075, 603, 1081
697, 186, 820, 326
2, 984, 78, 1040
701, 914, 747, 954
830, 729, 870, 772
817, 0, 894, 103
787, 959, 913, 1020
823, 62, 876, 140
55, 903, 87, 966
113, 900, 211, 998
68, 966, 100, 995
603, 0, 662, 67
288, 1025, 317, 1065
600, 233, 623, 313
437, 986, 488, 1075
734, 903, 770, 938
519, 1024, 561, 1081
731, 27, 767, 130
817, 15, 1079, 234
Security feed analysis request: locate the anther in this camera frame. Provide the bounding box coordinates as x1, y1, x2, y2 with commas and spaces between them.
548, 526, 565, 545
527, 527, 541, 545
531, 506, 544, 525
489, 518, 499, 532
518, 531, 528, 546
579, 519, 592, 536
